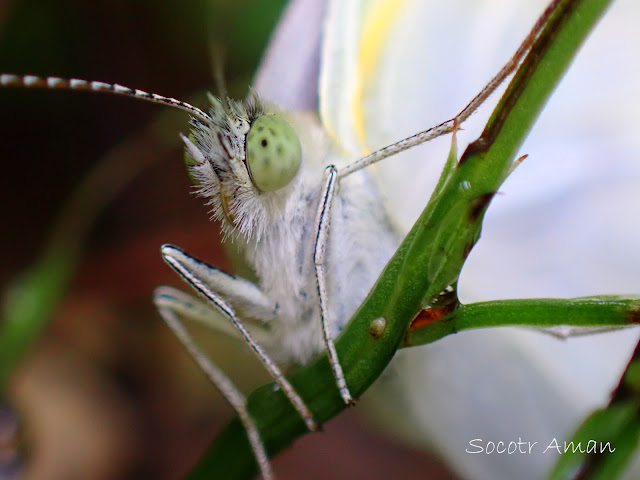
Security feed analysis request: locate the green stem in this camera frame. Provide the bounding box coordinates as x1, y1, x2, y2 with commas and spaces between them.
403, 296, 640, 347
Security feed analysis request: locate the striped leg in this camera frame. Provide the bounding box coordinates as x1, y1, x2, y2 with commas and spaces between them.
154, 305, 273, 480
313, 165, 354, 405
158, 245, 316, 432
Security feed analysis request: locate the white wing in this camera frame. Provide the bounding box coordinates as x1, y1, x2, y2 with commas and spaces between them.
253, 0, 325, 113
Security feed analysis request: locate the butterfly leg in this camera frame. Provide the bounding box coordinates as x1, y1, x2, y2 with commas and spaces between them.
154, 286, 272, 343
313, 165, 354, 405
338, 1, 556, 179
158, 244, 317, 432
154, 304, 273, 480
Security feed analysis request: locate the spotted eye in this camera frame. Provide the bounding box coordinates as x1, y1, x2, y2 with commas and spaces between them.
245, 114, 302, 192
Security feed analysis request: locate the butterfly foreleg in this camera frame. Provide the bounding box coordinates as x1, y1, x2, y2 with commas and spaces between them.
154, 304, 273, 480
154, 286, 273, 343
157, 244, 317, 432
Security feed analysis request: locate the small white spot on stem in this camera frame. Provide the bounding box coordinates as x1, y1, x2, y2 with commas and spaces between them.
368, 317, 387, 339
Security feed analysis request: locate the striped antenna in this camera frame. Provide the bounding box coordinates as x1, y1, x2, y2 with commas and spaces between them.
0, 73, 212, 123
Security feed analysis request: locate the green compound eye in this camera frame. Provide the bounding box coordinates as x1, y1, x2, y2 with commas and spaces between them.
246, 114, 302, 192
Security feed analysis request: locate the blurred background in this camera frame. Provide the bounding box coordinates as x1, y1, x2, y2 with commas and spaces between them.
0, 0, 457, 479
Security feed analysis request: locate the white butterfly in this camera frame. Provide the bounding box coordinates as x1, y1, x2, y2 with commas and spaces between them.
2, 0, 640, 479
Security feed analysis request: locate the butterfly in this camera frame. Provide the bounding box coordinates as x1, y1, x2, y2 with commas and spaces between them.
1, 0, 640, 480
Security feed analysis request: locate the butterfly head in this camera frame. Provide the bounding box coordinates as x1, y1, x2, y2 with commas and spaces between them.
184, 90, 302, 240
